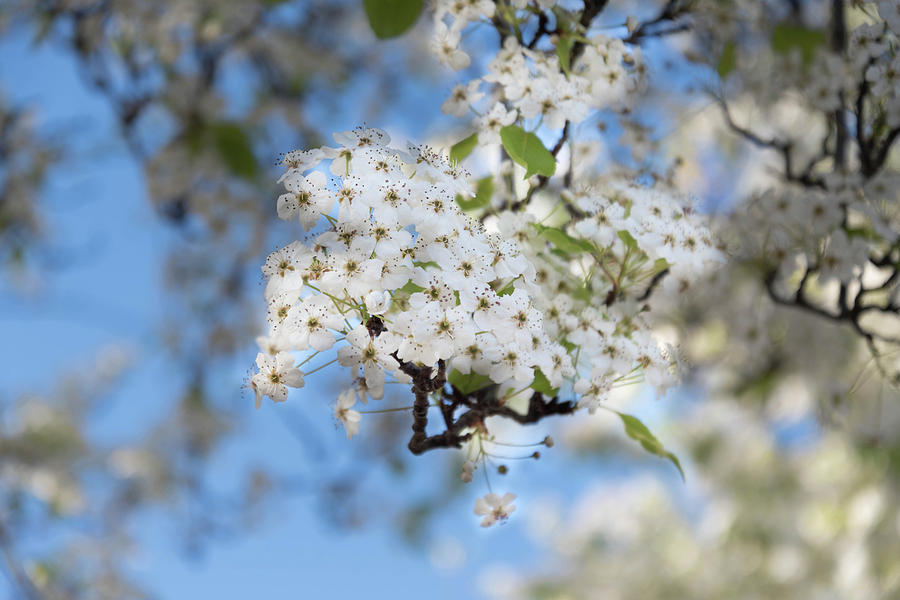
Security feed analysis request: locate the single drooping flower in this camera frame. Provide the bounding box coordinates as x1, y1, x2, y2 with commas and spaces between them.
334, 388, 361, 439
474, 492, 517, 527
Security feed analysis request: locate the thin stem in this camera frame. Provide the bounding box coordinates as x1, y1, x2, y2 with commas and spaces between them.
303, 357, 338, 376
503, 383, 533, 401
484, 451, 538, 460
297, 351, 320, 368
488, 439, 544, 448
480, 443, 493, 494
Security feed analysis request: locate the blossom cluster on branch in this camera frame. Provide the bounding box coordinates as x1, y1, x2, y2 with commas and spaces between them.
251, 0, 720, 525
698, 0, 900, 380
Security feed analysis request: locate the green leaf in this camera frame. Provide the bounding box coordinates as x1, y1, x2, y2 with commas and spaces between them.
617, 230, 638, 251
398, 280, 424, 294
496, 277, 518, 296
772, 24, 825, 64
500, 125, 556, 179
571, 283, 593, 302
457, 176, 494, 212
717, 41, 736, 78
845, 226, 882, 242
556, 36, 574, 75
449, 132, 478, 164
210, 122, 257, 180
615, 411, 685, 481
363, 0, 424, 39
530, 369, 559, 397
533, 223, 595, 254
448, 369, 494, 395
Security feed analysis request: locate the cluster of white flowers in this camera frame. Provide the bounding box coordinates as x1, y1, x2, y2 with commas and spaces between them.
250, 0, 721, 526
738, 178, 887, 285
483, 181, 719, 413
712, 2, 900, 126
252, 126, 718, 404
250, 125, 719, 523
435, 2, 644, 130
800, 9, 900, 120
685, 1, 900, 383
253, 127, 556, 411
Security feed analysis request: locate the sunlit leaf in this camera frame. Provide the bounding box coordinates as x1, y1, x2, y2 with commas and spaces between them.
363, 0, 424, 39
617, 230, 639, 251
449, 132, 478, 164
530, 369, 559, 397
398, 280, 424, 294
448, 369, 494, 395
456, 176, 493, 212
615, 411, 685, 481
500, 125, 556, 179
556, 36, 574, 75
533, 223, 595, 254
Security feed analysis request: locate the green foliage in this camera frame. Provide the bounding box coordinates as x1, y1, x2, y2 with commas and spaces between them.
556, 36, 574, 75
500, 125, 556, 179
456, 176, 494, 212
617, 230, 639, 251
398, 280, 424, 294
615, 411, 685, 481
772, 24, 825, 64
363, 0, 424, 39
496, 276, 518, 296
449, 132, 478, 164
571, 283, 593, 303
210, 122, 258, 180
652, 257, 670, 271
533, 223, 595, 254
448, 369, 494, 395
717, 41, 736, 78
530, 369, 559, 397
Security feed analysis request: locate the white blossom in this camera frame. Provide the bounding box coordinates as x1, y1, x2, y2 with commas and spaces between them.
474, 492, 517, 527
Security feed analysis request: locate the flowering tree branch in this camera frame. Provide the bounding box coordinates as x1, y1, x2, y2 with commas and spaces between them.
249, 0, 720, 525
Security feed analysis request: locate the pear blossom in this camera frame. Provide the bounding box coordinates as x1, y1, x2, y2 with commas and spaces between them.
432, 22, 470, 71
442, 80, 484, 117
337, 326, 401, 400
334, 389, 361, 439
277, 170, 333, 229
251, 352, 304, 408
474, 492, 517, 527
475, 102, 517, 145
